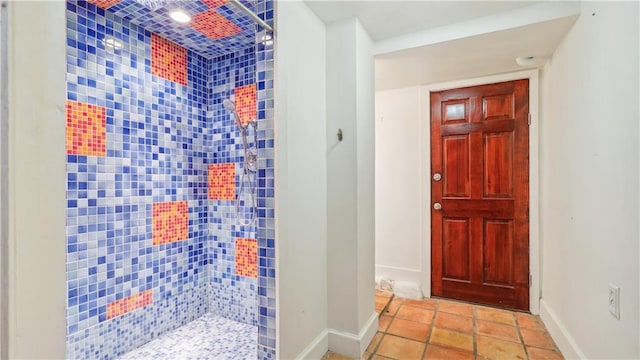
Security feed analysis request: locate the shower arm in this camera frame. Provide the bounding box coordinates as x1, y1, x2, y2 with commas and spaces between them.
229, 0, 274, 33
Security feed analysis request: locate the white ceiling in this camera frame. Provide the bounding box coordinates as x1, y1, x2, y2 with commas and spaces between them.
303, 0, 579, 91
304, 1, 541, 41
375, 16, 578, 90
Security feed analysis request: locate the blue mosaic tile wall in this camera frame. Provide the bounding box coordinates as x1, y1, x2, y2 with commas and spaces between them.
65, 0, 275, 358
207, 46, 259, 325
254, 0, 276, 356
66, 0, 209, 335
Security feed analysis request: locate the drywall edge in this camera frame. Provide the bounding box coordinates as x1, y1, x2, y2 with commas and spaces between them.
7, 1, 67, 357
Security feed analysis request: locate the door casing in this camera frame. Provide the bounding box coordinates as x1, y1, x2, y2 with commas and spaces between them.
419, 69, 540, 314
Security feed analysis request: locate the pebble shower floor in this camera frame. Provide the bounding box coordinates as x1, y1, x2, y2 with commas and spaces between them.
119, 313, 257, 359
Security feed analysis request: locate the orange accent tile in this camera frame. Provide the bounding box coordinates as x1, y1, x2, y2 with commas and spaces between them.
476, 319, 520, 342
66, 100, 106, 156
527, 347, 565, 360
433, 312, 474, 334
396, 304, 434, 325
235, 238, 257, 278
404, 298, 437, 310
429, 327, 474, 352
379, 315, 392, 332
202, 0, 229, 8
437, 300, 474, 317
191, 9, 242, 40
476, 335, 526, 360
87, 0, 121, 9
151, 33, 187, 86
106, 290, 152, 319
235, 84, 256, 127
387, 318, 430, 342
152, 201, 189, 245
516, 312, 546, 331
208, 163, 235, 200
376, 334, 425, 360
476, 306, 516, 326
520, 328, 558, 350
424, 345, 474, 360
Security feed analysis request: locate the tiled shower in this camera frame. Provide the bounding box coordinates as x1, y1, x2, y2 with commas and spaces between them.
64, 0, 275, 358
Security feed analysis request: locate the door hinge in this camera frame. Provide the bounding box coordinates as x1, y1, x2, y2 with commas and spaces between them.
528, 113, 532, 126
529, 274, 532, 288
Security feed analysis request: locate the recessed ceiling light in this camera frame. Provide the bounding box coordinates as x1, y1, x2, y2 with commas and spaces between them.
169, 9, 191, 23
260, 34, 273, 46
102, 36, 123, 50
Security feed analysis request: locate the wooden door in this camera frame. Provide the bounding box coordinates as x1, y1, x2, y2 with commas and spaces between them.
430, 79, 529, 310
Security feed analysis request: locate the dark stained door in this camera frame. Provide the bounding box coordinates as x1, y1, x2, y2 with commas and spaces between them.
430, 79, 530, 310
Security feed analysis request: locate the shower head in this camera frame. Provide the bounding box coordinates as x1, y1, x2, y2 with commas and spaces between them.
223, 98, 244, 128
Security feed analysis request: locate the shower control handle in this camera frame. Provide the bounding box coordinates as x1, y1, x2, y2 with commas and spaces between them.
433, 202, 442, 211
433, 173, 442, 181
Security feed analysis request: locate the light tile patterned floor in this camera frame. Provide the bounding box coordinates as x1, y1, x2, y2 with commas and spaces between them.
119, 313, 257, 359
325, 294, 564, 360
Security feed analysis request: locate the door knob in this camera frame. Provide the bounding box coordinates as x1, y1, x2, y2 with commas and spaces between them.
433, 173, 442, 181
433, 202, 442, 211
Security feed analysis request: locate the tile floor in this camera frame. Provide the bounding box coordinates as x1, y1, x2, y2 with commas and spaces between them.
326, 293, 564, 360
119, 313, 257, 359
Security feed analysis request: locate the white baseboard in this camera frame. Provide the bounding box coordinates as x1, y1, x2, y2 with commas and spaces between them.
375, 265, 424, 299
327, 312, 379, 359
295, 330, 329, 360
375, 265, 422, 285
539, 299, 586, 359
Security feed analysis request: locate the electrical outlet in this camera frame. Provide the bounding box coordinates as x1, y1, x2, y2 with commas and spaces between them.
608, 284, 620, 320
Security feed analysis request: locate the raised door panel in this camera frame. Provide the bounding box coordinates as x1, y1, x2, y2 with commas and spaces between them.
442, 218, 470, 281
443, 135, 470, 198
483, 94, 514, 121
483, 132, 514, 198
483, 220, 514, 286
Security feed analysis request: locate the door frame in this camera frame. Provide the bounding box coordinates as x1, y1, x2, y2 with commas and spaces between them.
419, 69, 540, 314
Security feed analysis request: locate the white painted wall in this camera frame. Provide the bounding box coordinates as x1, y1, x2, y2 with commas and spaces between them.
539, 2, 639, 358
374, 87, 424, 288
274, 1, 328, 359
326, 18, 377, 358
326, 18, 359, 337
0, 1, 7, 358
355, 19, 375, 337
7, 1, 67, 358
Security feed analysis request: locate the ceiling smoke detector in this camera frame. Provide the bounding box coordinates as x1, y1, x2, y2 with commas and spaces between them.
169, 9, 192, 23
515, 56, 539, 67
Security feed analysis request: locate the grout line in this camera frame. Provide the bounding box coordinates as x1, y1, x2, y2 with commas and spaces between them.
370, 295, 398, 359
472, 305, 479, 359
514, 310, 531, 360
420, 298, 439, 359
